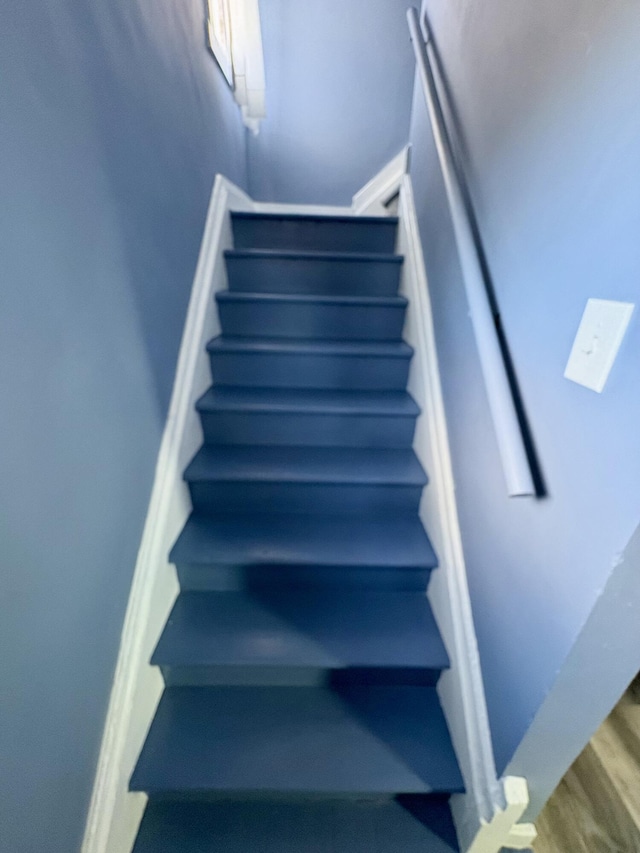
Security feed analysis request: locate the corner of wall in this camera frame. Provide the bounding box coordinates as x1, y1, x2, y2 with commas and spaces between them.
506, 521, 640, 821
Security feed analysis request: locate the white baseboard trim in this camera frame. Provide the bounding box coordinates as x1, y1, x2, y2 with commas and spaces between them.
81, 175, 253, 853
351, 146, 410, 215
397, 175, 533, 852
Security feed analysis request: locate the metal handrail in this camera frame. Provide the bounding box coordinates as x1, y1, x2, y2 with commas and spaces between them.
407, 7, 535, 497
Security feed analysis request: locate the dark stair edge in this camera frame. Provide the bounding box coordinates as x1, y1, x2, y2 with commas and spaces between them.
224, 249, 404, 263
206, 336, 414, 357
195, 387, 421, 416
231, 211, 399, 225
216, 291, 408, 307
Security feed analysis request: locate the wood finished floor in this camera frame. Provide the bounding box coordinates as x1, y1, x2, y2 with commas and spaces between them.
533, 675, 640, 853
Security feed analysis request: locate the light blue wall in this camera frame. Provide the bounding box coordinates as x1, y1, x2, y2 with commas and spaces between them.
248, 0, 415, 205
409, 0, 640, 779
0, 2, 246, 850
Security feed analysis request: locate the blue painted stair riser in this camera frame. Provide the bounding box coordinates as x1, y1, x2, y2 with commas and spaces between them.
231, 211, 399, 253
225, 250, 403, 296
216, 291, 408, 341
195, 387, 420, 448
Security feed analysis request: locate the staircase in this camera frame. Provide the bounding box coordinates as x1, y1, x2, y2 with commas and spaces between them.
130, 211, 463, 851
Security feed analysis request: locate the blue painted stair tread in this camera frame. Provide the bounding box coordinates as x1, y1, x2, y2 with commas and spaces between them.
196, 386, 420, 416
216, 290, 408, 341
225, 249, 403, 296
184, 444, 427, 516
196, 386, 420, 448
129, 685, 464, 795
184, 445, 426, 485
231, 210, 399, 254
170, 512, 438, 570
133, 797, 459, 852
207, 336, 413, 390
152, 590, 449, 672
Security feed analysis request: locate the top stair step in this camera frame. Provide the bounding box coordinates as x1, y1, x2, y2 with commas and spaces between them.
232, 211, 398, 254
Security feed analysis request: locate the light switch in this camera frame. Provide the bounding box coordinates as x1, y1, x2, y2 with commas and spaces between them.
564, 298, 634, 392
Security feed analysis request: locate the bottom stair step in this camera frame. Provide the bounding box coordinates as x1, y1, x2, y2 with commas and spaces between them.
130, 685, 464, 795
133, 797, 460, 852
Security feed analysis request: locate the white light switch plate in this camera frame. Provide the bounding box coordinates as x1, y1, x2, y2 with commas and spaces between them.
564, 298, 634, 392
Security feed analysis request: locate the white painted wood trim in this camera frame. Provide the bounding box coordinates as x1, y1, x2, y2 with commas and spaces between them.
251, 149, 411, 218
251, 202, 356, 216
465, 778, 537, 852
409, 8, 534, 497
351, 146, 410, 215
398, 175, 533, 852
206, 0, 234, 86
229, 0, 266, 132
81, 175, 253, 853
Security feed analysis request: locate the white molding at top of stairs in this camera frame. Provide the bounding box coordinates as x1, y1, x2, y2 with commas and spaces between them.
252, 201, 355, 216
351, 146, 410, 215
251, 144, 411, 218
82, 156, 533, 853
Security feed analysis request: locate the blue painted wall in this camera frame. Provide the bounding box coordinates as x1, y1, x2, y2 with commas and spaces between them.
409, 0, 640, 778
0, 2, 246, 850
248, 0, 415, 205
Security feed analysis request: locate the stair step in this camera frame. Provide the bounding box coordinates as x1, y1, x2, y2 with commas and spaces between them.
153, 590, 449, 686
184, 445, 427, 516
133, 797, 459, 852
170, 512, 437, 591
231, 211, 399, 254
196, 386, 420, 448
207, 336, 413, 390
216, 291, 407, 341
225, 250, 403, 296
134, 797, 458, 852
130, 685, 464, 795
